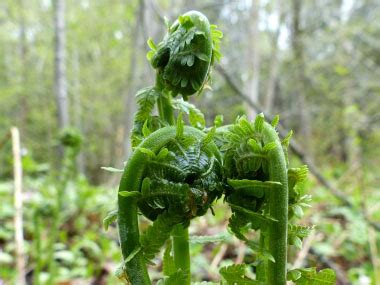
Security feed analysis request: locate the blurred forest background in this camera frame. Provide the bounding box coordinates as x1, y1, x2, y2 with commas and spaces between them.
0, 0, 379, 284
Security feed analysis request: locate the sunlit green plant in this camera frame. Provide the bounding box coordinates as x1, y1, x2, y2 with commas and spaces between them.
105, 10, 336, 285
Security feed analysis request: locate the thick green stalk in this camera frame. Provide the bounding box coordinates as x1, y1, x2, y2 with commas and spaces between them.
262, 122, 288, 284
171, 224, 191, 283
157, 94, 175, 126
118, 126, 218, 284
118, 194, 151, 285
117, 129, 179, 285
157, 89, 191, 283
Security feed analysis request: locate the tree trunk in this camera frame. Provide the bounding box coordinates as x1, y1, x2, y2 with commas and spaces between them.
247, 0, 261, 120
18, 0, 29, 134
291, 0, 313, 160
264, 0, 285, 114
54, 0, 69, 129
123, 0, 145, 160
122, 0, 146, 160
72, 48, 85, 174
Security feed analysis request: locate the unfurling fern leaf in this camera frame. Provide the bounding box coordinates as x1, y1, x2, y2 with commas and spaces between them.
172, 98, 206, 129
220, 264, 262, 285
148, 11, 222, 97
140, 211, 182, 263
131, 87, 162, 147
288, 224, 315, 249
287, 268, 336, 284
137, 127, 224, 222
118, 125, 224, 281
157, 269, 189, 285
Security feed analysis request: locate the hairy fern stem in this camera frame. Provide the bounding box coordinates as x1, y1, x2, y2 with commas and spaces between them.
118, 128, 179, 284
262, 122, 288, 284
157, 93, 175, 126
157, 88, 191, 284
171, 224, 191, 283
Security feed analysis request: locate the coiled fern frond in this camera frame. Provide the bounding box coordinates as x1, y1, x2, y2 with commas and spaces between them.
219, 115, 279, 242
147, 11, 222, 97
118, 122, 224, 276
136, 122, 223, 222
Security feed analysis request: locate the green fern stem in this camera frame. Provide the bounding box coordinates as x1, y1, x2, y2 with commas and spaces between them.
171, 224, 191, 284
118, 128, 178, 285
119, 126, 220, 284
158, 92, 191, 283
155, 80, 191, 283
262, 122, 288, 284
118, 128, 177, 285
157, 93, 175, 126
118, 195, 150, 284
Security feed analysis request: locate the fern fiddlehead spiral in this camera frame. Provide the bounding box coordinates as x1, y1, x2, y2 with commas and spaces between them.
117, 10, 223, 285
110, 8, 333, 285
131, 10, 222, 147
218, 114, 315, 284
218, 114, 289, 284
107, 7, 335, 285
118, 125, 223, 284
148, 10, 222, 98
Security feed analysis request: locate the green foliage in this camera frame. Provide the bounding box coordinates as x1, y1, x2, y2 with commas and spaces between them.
2, 1, 378, 284
288, 224, 315, 249
103, 209, 118, 231
0, 176, 121, 284
172, 98, 206, 129
131, 87, 162, 147
58, 127, 83, 150
157, 269, 189, 285
287, 268, 336, 284
189, 233, 231, 244
219, 264, 260, 284
210, 24, 223, 63
163, 240, 176, 276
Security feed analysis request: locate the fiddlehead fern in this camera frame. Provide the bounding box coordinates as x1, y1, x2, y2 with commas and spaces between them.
219, 114, 289, 284
218, 114, 334, 284
147, 10, 222, 98
115, 11, 224, 284
109, 9, 336, 285
131, 11, 222, 147
118, 124, 223, 284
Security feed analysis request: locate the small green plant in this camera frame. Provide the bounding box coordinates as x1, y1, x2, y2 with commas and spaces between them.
105, 10, 336, 285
